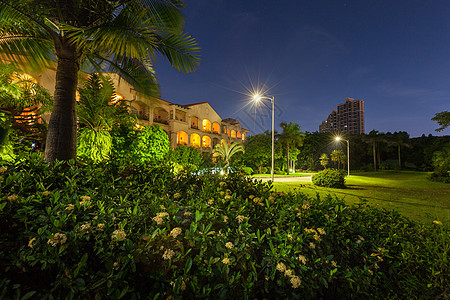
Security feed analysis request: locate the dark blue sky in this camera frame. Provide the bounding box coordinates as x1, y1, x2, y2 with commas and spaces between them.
155, 0, 450, 137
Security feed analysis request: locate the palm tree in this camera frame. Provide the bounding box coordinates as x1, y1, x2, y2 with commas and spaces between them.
331, 150, 345, 169
319, 153, 329, 169
363, 130, 381, 171
386, 131, 411, 169
277, 122, 305, 175
213, 142, 244, 173
77, 73, 136, 163
0, 0, 200, 162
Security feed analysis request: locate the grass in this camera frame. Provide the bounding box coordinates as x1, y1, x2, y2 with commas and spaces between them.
272, 170, 450, 224
251, 173, 313, 178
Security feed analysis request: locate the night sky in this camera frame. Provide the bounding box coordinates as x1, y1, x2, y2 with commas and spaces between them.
155, 0, 449, 137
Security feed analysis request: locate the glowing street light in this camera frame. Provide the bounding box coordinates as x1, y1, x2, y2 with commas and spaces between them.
252, 93, 275, 182
335, 136, 350, 177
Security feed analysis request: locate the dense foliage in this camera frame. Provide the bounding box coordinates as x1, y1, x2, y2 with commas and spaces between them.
0, 155, 448, 299
312, 169, 346, 188
111, 124, 170, 164
165, 145, 204, 171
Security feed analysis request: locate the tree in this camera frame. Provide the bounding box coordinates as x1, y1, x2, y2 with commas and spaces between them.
77, 73, 136, 163
363, 130, 383, 171
0, 63, 52, 130
0, 0, 200, 162
331, 150, 345, 169
213, 142, 244, 173
242, 132, 272, 173
432, 111, 450, 132
320, 153, 329, 169
385, 131, 411, 169
277, 122, 305, 175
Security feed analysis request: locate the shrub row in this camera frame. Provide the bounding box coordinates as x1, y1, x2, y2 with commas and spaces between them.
0, 155, 448, 299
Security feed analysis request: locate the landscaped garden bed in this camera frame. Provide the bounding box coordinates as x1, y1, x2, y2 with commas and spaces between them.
0, 155, 448, 299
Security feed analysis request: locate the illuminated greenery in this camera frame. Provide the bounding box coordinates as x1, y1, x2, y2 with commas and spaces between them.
77, 74, 136, 163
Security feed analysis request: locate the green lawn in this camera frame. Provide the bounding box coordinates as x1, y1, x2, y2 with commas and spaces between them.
272, 171, 450, 224
250, 173, 313, 178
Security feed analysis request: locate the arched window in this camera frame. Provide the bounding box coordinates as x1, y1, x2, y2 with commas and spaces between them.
237, 131, 242, 138
190, 133, 201, 148
177, 131, 188, 146
212, 122, 221, 134
231, 130, 236, 138
202, 136, 211, 148
202, 119, 211, 132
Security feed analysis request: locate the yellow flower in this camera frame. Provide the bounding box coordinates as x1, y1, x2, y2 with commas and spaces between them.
163, 249, 175, 260
42, 190, 51, 196
433, 220, 443, 226
276, 262, 286, 273
298, 255, 307, 264
47, 232, 67, 246
28, 237, 36, 248
97, 223, 105, 229
224, 195, 232, 200
284, 269, 293, 277
174, 193, 181, 199
223, 216, 229, 223
313, 234, 321, 242
181, 280, 186, 291
0, 166, 7, 173
153, 212, 169, 225
236, 215, 246, 223
249, 195, 255, 199
219, 181, 226, 187
225, 242, 234, 249
317, 228, 326, 235
111, 229, 126, 241
170, 227, 182, 239
80, 223, 91, 231
309, 242, 316, 249
222, 257, 230, 265
160, 205, 166, 210
184, 211, 192, 217
208, 199, 214, 205
331, 260, 337, 267
65, 204, 74, 211
290, 275, 302, 288
302, 201, 310, 210
7, 194, 18, 202
80, 195, 91, 202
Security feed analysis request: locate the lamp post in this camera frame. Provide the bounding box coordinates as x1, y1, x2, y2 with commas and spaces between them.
253, 94, 275, 182
336, 136, 350, 177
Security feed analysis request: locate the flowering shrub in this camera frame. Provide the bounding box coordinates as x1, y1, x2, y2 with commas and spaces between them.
312, 168, 346, 188
0, 154, 448, 299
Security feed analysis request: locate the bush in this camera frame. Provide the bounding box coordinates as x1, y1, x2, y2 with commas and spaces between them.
0, 155, 448, 299
428, 170, 450, 183
260, 166, 268, 174
312, 168, 346, 188
241, 166, 253, 175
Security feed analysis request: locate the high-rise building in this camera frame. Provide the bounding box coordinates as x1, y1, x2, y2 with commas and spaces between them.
319, 98, 365, 134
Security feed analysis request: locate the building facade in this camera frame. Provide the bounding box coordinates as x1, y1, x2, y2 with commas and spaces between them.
319, 98, 365, 134
1, 64, 248, 152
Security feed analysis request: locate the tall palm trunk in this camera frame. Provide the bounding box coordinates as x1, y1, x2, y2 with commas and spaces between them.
286, 142, 290, 175
44, 43, 80, 162
372, 141, 377, 171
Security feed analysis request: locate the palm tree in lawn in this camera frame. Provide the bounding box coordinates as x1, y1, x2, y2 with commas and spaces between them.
0, 0, 200, 162
320, 153, 329, 169
213, 142, 244, 174
385, 131, 411, 169
363, 130, 380, 171
277, 122, 305, 175
331, 150, 345, 169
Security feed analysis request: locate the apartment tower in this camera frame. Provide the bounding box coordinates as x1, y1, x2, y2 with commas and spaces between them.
319, 98, 365, 134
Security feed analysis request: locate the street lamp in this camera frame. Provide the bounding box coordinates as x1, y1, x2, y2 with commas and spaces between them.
335, 136, 350, 177
253, 93, 275, 182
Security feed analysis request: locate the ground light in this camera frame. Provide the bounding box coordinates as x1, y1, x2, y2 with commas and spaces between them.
252, 93, 275, 182
335, 136, 350, 176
